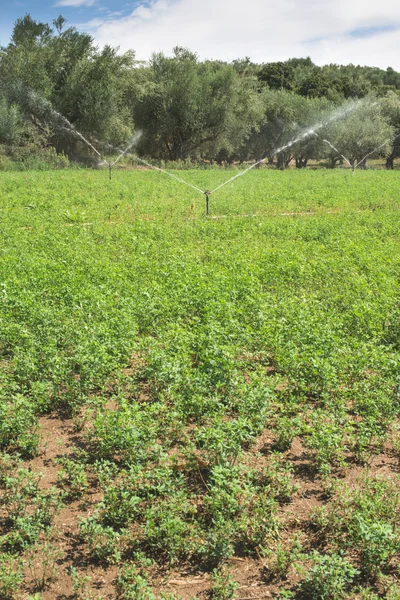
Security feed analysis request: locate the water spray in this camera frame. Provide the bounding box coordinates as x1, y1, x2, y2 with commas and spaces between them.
207, 101, 361, 196
107, 133, 143, 179
108, 99, 366, 216
354, 132, 400, 170
17, 87, 395, 216
322, 139, 352, 168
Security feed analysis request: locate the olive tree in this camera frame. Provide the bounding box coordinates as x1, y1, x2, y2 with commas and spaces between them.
133, 47, 264, 161
380, 91, 400, 169
322, 99, 394, 168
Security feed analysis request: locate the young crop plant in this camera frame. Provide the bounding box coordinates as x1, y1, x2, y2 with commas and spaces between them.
0, 462, 61, 553
2, 169, 400, 596
210, 565, 239, 599
298, 552, 359, 599
56, 456, 89, 500
0, 554, 23, 600
26, 539, 61, 590
116, 564, 156, 600
79, 517, 122, 565
310, 475, 400, 587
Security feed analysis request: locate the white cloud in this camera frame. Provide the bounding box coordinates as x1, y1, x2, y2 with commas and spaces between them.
81, 0, 400, 69
56, 0, 96, 7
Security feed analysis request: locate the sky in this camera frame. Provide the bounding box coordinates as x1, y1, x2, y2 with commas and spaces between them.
1, 0, 400, 70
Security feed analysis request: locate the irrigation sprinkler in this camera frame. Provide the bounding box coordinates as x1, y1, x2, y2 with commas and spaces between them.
204, 190, 211, 215
208, 103, 360, 196
28, 92, 384, 212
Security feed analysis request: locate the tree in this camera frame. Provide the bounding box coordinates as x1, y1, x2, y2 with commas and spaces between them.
134, 48, 263, 161
258, 61, 296, 91
0, 14, 138, 155
380, 91, 400, 169
56, 46, 136, 145
0, 99, 30, 144
237, 90, 329, 169
321, 98, 394, 168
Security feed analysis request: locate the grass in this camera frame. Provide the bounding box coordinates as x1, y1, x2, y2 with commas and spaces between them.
1, 168, 400, 598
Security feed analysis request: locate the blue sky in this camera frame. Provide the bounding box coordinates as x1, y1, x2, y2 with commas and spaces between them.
1, 0, 400, 69
0, 0, 137, 46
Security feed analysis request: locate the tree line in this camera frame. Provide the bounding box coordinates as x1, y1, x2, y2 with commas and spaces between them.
1, 14, 400, 169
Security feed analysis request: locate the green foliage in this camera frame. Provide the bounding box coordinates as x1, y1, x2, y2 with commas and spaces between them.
1, 169, 400, 596
0, 99, 27, 145
0, 463, 60, 552
69, 566, 93, 600
0, 554, 23, 599
312, 476, 400, 580
323, 99, 394, 167
3, 13, 400, 168
134, 47, 263, 161
116, 564, 156, 600
79, 517, 121, 565
210, 566, 238, 599
57, 457, 89, 500
299, 552, 359, 599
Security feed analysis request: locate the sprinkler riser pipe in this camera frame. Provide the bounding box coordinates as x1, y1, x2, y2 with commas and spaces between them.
204, 191, 210, 216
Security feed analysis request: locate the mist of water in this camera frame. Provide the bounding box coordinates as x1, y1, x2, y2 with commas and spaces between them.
209, 101, 361, 195
24, 88, 108, 161
354, 132, 400, 169
59, 126, 104, 159
31, 90, 200, 190
132, 156, 205, 195
322, 139, 352, 168
13, 86, 398, 201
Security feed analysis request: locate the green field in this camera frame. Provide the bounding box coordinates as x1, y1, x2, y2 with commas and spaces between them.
1, 169, 400, 599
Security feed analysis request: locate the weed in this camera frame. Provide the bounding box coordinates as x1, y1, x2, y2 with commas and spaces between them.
26, 539, 61, 590
69, 567, 93, 600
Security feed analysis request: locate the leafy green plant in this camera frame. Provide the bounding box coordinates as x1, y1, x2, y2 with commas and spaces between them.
210, 566, 238, 599
79, 517, 121, 565
2, 168, 400, 598
69, 567, 92, 600
0, 554, 23, 600
26, 539, 61, 590
299, 552, 358, 599
57, 457, 89, 500
116, 564, 156, 600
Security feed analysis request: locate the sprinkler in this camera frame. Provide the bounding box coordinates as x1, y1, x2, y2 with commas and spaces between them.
109, 163, 112, 180
204, 190, 211, 215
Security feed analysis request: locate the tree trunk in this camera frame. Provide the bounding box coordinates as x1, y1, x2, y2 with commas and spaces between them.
329, 157, 338, 169
277, 154, 285, 170
277, 154, 292, 170
357, 158, 367, 170
284, 155, 292, 169
386, 155, 394, 170
295, 157, 308, 169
